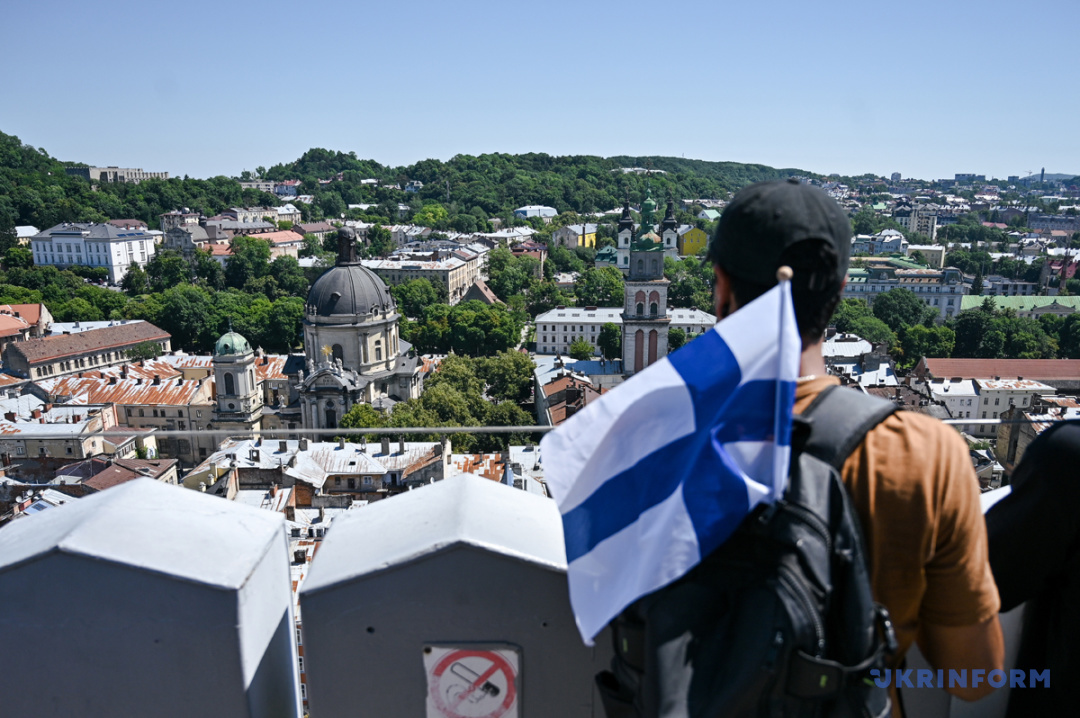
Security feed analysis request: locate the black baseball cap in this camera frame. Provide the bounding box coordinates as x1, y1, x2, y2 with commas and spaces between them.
709, 178, 850, 290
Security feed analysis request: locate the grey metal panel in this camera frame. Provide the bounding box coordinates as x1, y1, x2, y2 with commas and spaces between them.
302, 545, 611, 717
0, 479, 301, 718
301, 475, 610, 717
0, 554, 249, 717
303, 474, 567, 594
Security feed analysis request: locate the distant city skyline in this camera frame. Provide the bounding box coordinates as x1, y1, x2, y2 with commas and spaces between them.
3, 0, 1077, 182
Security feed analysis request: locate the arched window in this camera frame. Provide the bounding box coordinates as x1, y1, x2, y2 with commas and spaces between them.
248, 370, 254, 387
332, 344, 343, 363
224, 373, 235, 395
650, 303, 658, 316
651, 259, 658, 273
375, 339, 382, 362
325, 408, 337, 428
637, 259, 644, 273
623, 255, 628, 265
636, 303, 644, 316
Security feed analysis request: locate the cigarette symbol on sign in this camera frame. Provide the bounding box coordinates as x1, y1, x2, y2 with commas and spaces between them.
450, 661, 501, 700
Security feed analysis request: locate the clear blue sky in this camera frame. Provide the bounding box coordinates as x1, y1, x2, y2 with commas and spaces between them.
3, 0, 1077, 181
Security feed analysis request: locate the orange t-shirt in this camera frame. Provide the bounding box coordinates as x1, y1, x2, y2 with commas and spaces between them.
795, 377, 1000, 667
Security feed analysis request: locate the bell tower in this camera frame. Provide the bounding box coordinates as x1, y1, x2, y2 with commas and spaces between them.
212, 322, 263, 433
621, 189, 671, 377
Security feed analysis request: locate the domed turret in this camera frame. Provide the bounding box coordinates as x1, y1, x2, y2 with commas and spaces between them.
306, 264, 395, 319
215, 329, 252, 356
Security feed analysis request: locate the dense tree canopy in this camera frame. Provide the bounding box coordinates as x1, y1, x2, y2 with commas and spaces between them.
574, 267, 624, 308
598, 323, 621, 361
871, 289, 936, 332
403, 300, 527, 356
390, 278, 446, 318
337, 352, 537, 452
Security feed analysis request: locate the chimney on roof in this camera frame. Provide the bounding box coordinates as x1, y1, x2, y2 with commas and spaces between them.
3, 412, 14, 422
31, 409, 41, 420
398, 436, 405, 454
380, 436, 390, 455
270, 484, 277, 497
338, 438, 345, 450
152, 375, 160, 385
109, 376, 117, 385
279, 440, 287, 453
285, 506, 295, 521
299, 437, 308, 451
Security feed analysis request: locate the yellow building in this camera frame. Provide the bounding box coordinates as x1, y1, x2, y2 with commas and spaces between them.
677, 226, 709, 256
552, 223, 597, 249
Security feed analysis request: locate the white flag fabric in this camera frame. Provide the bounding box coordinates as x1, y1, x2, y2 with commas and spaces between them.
541, 282, 801, 643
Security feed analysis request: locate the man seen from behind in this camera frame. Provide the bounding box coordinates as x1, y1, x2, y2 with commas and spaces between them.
710, 179, 1004, 712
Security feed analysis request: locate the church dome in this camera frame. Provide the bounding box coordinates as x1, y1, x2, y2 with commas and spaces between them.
215, 330, 252, 356
307, 263, 395, 319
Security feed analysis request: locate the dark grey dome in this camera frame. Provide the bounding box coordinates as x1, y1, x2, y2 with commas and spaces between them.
307, 264, 395, 318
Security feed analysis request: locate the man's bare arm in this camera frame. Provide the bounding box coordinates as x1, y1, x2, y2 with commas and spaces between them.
917, 616, 1004, 701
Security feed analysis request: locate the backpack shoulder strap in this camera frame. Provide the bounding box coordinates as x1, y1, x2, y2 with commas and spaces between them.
799, 385, 898, 471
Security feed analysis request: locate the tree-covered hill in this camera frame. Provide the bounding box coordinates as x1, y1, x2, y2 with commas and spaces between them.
0, 128, 812, 241
265, 149, 812, 219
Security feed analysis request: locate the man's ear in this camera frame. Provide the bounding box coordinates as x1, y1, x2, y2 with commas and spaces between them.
713, 265, 735, 320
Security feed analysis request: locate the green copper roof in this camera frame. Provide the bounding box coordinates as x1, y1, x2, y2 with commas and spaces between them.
637, 186, 657, 239
959, 295, 1080, 312
215, 330, 252, 356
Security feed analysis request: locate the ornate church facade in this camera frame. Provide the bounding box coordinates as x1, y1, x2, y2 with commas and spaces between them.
296, 227, 425, 431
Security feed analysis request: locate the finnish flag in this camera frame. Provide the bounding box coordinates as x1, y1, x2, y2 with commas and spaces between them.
541, 282, 801, 643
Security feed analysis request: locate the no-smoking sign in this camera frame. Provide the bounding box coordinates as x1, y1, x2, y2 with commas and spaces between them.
424, 646, 520, 718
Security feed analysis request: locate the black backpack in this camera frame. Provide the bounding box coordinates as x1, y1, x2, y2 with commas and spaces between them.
596, 386, 900, 718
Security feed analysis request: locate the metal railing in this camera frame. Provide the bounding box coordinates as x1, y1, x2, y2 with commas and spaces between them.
0, 417, 1071, 441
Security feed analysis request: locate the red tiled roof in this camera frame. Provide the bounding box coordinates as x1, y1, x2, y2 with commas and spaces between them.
78, 459, 178, 491
0, 314, 31, 338
297, 222, 334, 233
461, 279, 502, 305
43, 375, 210, 406
920, 358, 1080, 381
7, 322, 170, 364
0, 304, 44, 325
106, 219, 149, 230
452, 453, 508, 482
237, 230, 304, 245
255, 355, 288, 382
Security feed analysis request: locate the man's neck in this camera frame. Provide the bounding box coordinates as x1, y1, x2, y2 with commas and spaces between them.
800, 340, 827, 378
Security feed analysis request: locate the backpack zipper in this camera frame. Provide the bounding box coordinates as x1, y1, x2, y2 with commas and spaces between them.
779, 565, 826, 657
779, 500, 832, 553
